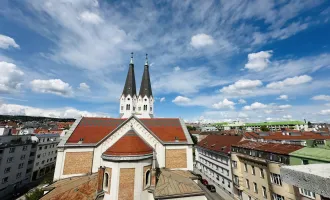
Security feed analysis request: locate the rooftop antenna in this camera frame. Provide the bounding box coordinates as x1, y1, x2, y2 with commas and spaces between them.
130, 52, 134, 64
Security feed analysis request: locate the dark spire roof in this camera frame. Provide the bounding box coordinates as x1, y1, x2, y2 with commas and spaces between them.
122, 53, 137, 97
139, 54, 153, 98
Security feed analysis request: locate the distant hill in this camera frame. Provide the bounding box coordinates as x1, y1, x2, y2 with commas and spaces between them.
0, 115, 75, 122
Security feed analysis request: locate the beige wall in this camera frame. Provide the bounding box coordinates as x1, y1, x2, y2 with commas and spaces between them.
118, 168, 135, 200
63, 152, 93, 175
165, 149, 187, 169
268, 163, 295, 200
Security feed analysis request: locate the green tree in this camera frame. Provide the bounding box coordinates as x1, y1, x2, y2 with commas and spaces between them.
187, 125, 196, 131
307, 121, 312, 128
260, 125, 270, 132
25, 189, 44, 200
190, 134, 198, 144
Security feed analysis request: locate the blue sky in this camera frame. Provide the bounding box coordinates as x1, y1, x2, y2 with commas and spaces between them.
0, 0, 330, 122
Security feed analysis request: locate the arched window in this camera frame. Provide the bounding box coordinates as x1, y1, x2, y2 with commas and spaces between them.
143, 105, 147, 111
145, 170, 150, 186
103, 173, 109, 190
126, 104, 130, 110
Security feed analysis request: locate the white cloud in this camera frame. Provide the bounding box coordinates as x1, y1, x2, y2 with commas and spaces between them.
78, 82, 90, 92
172, 96, 191, 104
220, 79, 262, 95
0, 34, 19, 49
243, 102, 267, 110
30, 79, 73, 97
277, 94, 288, 100
190, 33, 214, 48
283, 115, 292, 119
0, 61, 24, 93
312, 95, 330, 101
79, 11, 103, 24
212, 99, 235, 109
174, 66, 180, 71
245, 50, 272, 71
266, 75, 312, 89
238, 99, 247, 104
278, 104, 292, 109
0, 103, 106, 118
319, 109, 330, 115
160, 97, 166, 102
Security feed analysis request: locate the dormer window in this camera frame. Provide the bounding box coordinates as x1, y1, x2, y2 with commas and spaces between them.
143, 105, 147, 111
126, 104, 130, 110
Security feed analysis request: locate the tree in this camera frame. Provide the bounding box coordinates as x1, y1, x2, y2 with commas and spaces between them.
25, 189, 44, 200
190, 134, 198, 144
260, 125, 270, 132
187, 125, 196, 131
307, 121, 312, 128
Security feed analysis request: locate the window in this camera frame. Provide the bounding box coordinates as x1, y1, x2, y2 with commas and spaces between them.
37, 154, 40, 158
248, 196, 251, 200
16, 172, 22, 179
4, 167, 11, 173
260, 168, 264, 178
262, 186, 267, 198
299, 188, 316, 199
50, 158, 52, 162
244, 163, 248, 172
7, 157, 13, 163
126, 104, 130, 110
9, 147, 15, 153
150, 107, 152, 111
138, 107, 141, 111
234, 175, 239, 185
246, 179, 250, 189
47, 159, 49, 162
253, 182, 258, 193
145, 170, 151, 186
302, 159, 309, 165
272, 193, 284, 200
21, 155, 26, 160
39, 147, 42, 150
36, 162, 39, 166
232, 161, 237, 168
103, 173, 109, 190
44, 145, 48, 149
23, 146, 28, 151
121, 106, 123, 111
2, 177, 8, 183
143, 105, 147, 111
18, 163, 24, 169
270, 173, 282, 186
42, 160, 45, 164
252, 166, 255, 175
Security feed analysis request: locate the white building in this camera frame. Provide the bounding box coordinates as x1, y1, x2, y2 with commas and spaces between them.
0, 135, 37, 198
31, 134, 60, 181
195, 135, 243, 197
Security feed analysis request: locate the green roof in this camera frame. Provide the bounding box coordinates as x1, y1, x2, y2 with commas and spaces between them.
213, 122, 229, 126
245, 121, 305, 126
290, 147, 330, 162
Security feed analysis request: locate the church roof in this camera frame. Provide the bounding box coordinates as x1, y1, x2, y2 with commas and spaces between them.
122, 63, 137, 97
139, 64, 152, 98
103, 130, 153, 156
65, 117, 192, 145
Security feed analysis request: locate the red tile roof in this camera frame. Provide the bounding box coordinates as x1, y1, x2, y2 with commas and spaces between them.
103, 130, 153, 156
66, 117, 188, 144
244, 131, 330, 140
232, 140, 304, 155
197, 135, 243, 153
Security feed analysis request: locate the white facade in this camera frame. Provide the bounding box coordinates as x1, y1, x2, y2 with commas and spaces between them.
195, 147, 234, 196
31, 134, 60, 181
120, 94, 154, 119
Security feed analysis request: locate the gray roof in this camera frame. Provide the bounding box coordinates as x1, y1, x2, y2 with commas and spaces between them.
122, 63, 137, 97
139, 64, 152, 98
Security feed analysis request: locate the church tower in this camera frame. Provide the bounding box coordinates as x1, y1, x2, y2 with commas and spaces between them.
120, 53, 153, 118
137, 54, 154, 118
120, 53, 137, 118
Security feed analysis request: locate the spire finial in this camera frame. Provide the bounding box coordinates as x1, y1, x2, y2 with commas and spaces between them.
130, 52, 134, 64
145, 53, 148, 65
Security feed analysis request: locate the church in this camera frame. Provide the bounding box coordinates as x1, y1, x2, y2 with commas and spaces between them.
48, 54, 207, 200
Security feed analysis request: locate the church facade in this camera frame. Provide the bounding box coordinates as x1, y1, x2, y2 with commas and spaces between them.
52, 54, 206, 200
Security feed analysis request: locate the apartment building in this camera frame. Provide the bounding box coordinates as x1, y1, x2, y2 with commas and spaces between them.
195, 135, 243, 196
231, 141, 303, 200
0, 135, 37, 198
31, 134, 60, 181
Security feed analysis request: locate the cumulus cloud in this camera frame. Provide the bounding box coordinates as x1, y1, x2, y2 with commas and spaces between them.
212, 99, 235, 109
245, 50, 272, 71
172, 96, 191, 104
243, 102, 267, 110
174, 66, 180, 71
220, 79, 262, 95
0, 103, 107, 118
0, 61, 24, 93
78, 82, 90, 92
30, 79, 73, 97
283, 115, 292, 119
190, 33, 214, 48
312, 95, 330, 101
238, 99, 247, 104
160, 97, 166, 102
266, 75, 312, 89
277, 95, 288, 100
319, 109, 330, 115
0, 34, 20, 49
79, 11, 103, 24
278, 104, 292, 109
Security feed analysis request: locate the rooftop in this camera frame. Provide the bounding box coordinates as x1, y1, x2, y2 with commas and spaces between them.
197, 135, 243, 154
290, 147, 330, 162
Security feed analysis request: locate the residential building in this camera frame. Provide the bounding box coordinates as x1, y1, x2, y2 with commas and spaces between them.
195, 135, 243, 196
31, 134, 60, 181
0, 135, 37, 198
48, 55, 205, 200
244, 121, 307, 131
231, 141, 303, 200
200, 126, 218, 132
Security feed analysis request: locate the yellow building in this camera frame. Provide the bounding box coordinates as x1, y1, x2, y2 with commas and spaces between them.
231, 141, 304, 200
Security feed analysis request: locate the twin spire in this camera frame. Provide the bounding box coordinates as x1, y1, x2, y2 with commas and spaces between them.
122, 53, 153, 98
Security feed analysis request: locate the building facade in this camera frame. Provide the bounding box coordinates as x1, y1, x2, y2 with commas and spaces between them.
231, 141, 303, 200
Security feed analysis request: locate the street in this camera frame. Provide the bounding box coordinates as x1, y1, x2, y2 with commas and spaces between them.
198, 182, 225, 200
